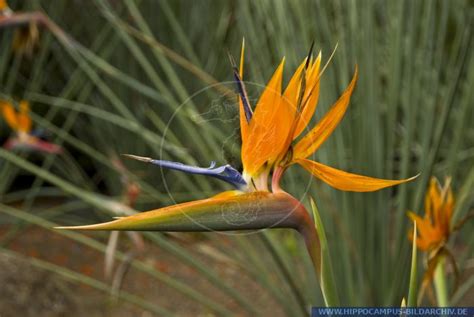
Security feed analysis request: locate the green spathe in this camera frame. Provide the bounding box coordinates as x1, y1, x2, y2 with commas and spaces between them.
56, 191, 314, 233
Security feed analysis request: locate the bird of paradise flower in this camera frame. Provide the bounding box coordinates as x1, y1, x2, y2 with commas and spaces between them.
58, 42, 417, 305
408, 177, 471, 304
1, 100, 62, 153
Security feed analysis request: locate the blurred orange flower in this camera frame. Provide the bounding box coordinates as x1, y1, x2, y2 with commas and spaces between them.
408, 177, 454, 252
0, 1, 40, 56
407, 177, 473, 303
1, 100, 62, 153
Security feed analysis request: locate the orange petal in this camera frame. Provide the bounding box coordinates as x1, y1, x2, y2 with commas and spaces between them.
278, 54, 323, 161
276, 58, 308, 160
409, 211, 446, 251
282, 59, 307, 111
17, 100, 32, 133
408, 212, 428, 231
239, 40, 245, 79
407, 211, 437, 247
0, 0, 8, 10
293, 67, 358, 160
426, 177, 442, 221
415, 237, 432, 252
293, 52, 322, 138
443, 187, 454, 232
435, 177, 454, 235
297, 158, 417, 192
242, 59, 285, 175
1, 100, 19, 131
424, 180, 433, 221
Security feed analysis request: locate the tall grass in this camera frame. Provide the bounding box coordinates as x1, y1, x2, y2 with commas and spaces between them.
0, 0, 472, 315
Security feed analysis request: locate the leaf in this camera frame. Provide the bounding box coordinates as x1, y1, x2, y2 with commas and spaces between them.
407, 222, 418, 307
310, 198, 340, 307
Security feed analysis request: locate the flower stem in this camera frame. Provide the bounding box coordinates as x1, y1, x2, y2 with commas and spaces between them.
434, 256, 449, 307
271, 166, 286, 192
297, 200, 340, 307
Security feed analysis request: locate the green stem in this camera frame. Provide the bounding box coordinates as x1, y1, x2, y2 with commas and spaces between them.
434, 256, 449, 307
298, 200, 340, 307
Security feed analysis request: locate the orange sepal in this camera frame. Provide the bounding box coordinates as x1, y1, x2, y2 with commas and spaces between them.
408, 211, 443, 251
296, 158, 417, 192
293, 66, 358, 160
1, 101, 19, 131
242, 59, 285, 175
17, 100, 32, 133
293, 53, 322, 138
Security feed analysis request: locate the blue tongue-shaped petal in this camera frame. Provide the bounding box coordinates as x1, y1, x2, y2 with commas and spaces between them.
232, 68, 252, 123
228, 52, 253, 123
123, 154, 247, 188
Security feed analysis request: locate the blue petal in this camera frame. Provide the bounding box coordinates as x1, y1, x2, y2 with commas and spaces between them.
232, 69, 253, 123
123, 154, 247, 188
30, 128, 47, 138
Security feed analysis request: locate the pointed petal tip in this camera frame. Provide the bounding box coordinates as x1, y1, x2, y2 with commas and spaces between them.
402, 173, 420, 186
53, 220, 117, 230
239, 38, 245, 78
297, 159, 419, 192
121, 153, 152, 163
407, 211, 421, 222
293, 66, 359, 159
54, 219, 121, 231
305, 41, 315, 68
54, 225, 90, 230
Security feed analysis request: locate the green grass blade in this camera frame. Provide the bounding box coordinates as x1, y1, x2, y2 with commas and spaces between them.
407, 222, 417, 307
310, 198, 340, 307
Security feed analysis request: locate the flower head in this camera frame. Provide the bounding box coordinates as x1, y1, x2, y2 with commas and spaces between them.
116, 43, 415, 195
235, 42, 416, 192
408, 177, 454, 252
1, 100, 62, 153
406, 177, 472, 304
